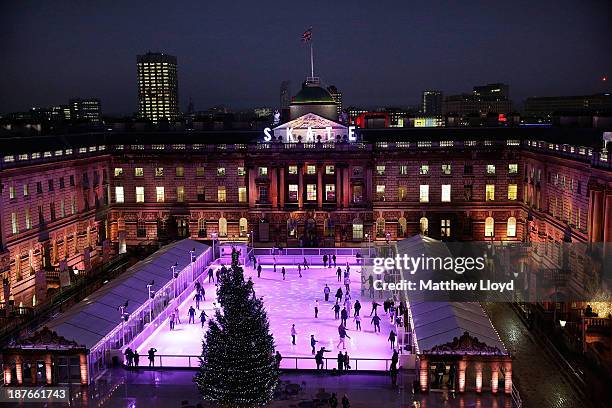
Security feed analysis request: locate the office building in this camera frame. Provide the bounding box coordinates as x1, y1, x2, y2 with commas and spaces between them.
137, 52, 179, 123
422, 90, 442, 115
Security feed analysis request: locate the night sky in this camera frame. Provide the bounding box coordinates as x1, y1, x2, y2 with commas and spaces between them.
1, 0, 610, 114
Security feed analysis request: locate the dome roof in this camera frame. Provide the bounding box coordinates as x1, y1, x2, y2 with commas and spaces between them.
292, 83, 336, 104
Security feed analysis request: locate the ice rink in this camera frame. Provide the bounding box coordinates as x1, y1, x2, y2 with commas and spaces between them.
137, 262, 396, 370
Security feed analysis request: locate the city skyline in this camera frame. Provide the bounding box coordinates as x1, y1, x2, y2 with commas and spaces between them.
1, 0, 610, 115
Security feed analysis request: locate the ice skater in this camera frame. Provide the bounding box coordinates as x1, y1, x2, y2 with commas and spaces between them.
323, 284, 331, 302
337, 323, 351, 349
344, 352, 351, 370
208, 268, 214, 283
336, 267, 342, 282
335, 287, 343, 303
370, 301, 380, 316
354, 300, 361, 316
199, 286, 205, 301
303, 257, 309, 269
310, 334, 318, 354
315, 347, 330, 370
314, 299, 319, 318
174, 307, 181, 324
281, 266, 286, 280
323, 254, 328, 268
188, 306, 196, 324
200, 310, 208, 328
371, 314, 381, 333
354, 314, 362, 331
257, 264, 262, 278
388, 330, 396, 349
337, 351, 344, 373
169, 313, 176, 330
298, 264, 302, 278
147, 347, 157, 367
341, 307, 348, 326
332, 254, 337, 267
344, 276, 351, 293
291, 324, 297, 345
193, 291, 202, 309
332, 302, 341, 320
344, 298, 352, 317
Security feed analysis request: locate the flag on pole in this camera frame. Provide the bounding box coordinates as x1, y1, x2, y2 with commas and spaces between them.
302, 27, 312, 42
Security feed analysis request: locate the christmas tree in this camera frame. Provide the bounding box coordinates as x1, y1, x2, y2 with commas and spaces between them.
195, 250, 278, 407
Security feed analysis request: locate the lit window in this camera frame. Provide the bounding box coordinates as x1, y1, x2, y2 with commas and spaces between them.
288, 184, 298, 201
135, 167, 144, 177
419, 165, 429, 175
325, 165, 335, 175
508, 184, 517, 200
376, 185, 385, 201
352, 218, 363, 240
306, 184, 317, 201
11, 212, 18, 234
23, 184, 29, 197
486, 164, 496, 175
176, 167, 184, 177
156, 187, 165, 202
258, 167, 268, 176
325, 184, 336, 201
507, 217, 517, 237
196, 167, 205, 177
306, 165, 316, 175
288, 165, 298, 175
114, 168, 123, 177
485, 217, 495, 237
177, 186, 185, 202
508, 164, 518, 174
441, 184, 451, 202
237, 167, 246, 176
398, 186, 407, 201
376, 165, 386, 176
155, 167, 164, 177
115, 186, 124, 203
419, 185, 429, 202
441, 164, 451, 175
9, 186, 15, 199
136, 187, 144, 203
486, 184, 495, 201
419, 217, 428, 235
25, 208, 31, 230
238, 187, 247, 202
399, 165, 408, 175
441, 219, 451, 237
217, 167, 226, 176
217, 186, 226, 202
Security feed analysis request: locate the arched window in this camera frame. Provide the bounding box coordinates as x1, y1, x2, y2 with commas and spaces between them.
419, 217, 428, 235
239, 218, 248, 237
507, 217, 517, 238
219, 217, 227, 237
485, 217, 495, 237
352, 218, 363, 240
198, 218, 206, 237
398, 217, 407, 238
376, 217, 385, 238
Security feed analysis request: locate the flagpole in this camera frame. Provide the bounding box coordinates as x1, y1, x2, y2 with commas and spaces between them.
310, 42, 314, 78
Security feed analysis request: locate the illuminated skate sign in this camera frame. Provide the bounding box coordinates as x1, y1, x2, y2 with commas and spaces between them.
263, 113, 357, 143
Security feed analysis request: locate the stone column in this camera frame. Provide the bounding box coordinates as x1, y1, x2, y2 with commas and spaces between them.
248, 168, 257, 207
474, 361, 483, 393
80, 353, 88, 385
279, 167, 285, 208
270, 166, 278, 208
490, 361, 500, 394
604, 195, 612, 243
504, 360, 512, 394
3, 364, 11, 385
298, 165, 304, 210
457, 360, 467, 393
336, 167, 342, 207
15, 357, 22, 385
419, 357, 429, 393
590, 190, 604, 242
343, 166, 350, 208
45, 354, 52, 385
317, 165, 323, 209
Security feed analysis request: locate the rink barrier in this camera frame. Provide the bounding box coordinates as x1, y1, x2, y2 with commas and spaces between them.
145, 354, 393, 371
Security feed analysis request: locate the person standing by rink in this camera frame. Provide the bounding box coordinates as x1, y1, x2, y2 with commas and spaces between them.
314, 299, 319, 318
371, 314, 381, 333
340, 307, 348, 326
332, 301, 341, 320
257, 264, 262, 278
193, 291, 202, 309
282, 266, 286, 280
291, 324, 297, 345
344, 352, 351, 370
323, 254, 328, 268
147, 347, 157, 367
354, 314, 362, 331
315, 347, 330, 370
310, 334, 318, 354
337, 351, 344, 373
332, 254, 337, 268
253, 256, 257, 270
323, 284, 331, 301
188, 306, 196, 324
208, 267, 214, 283
199, 310, 208, 328
337, 323, 351, 349
336, 267, 342, 282
133, 350, 140, 367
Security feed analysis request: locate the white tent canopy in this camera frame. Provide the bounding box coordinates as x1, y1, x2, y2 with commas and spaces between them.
46, 239, 209, 349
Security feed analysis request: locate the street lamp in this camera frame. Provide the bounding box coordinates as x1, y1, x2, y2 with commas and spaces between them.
559, 319, 567, 328
146, 280, 155, 323
118, 300, 129, 347
170, 261, 178, 298
365, 233, 371, 257
189, 247, 196, 281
